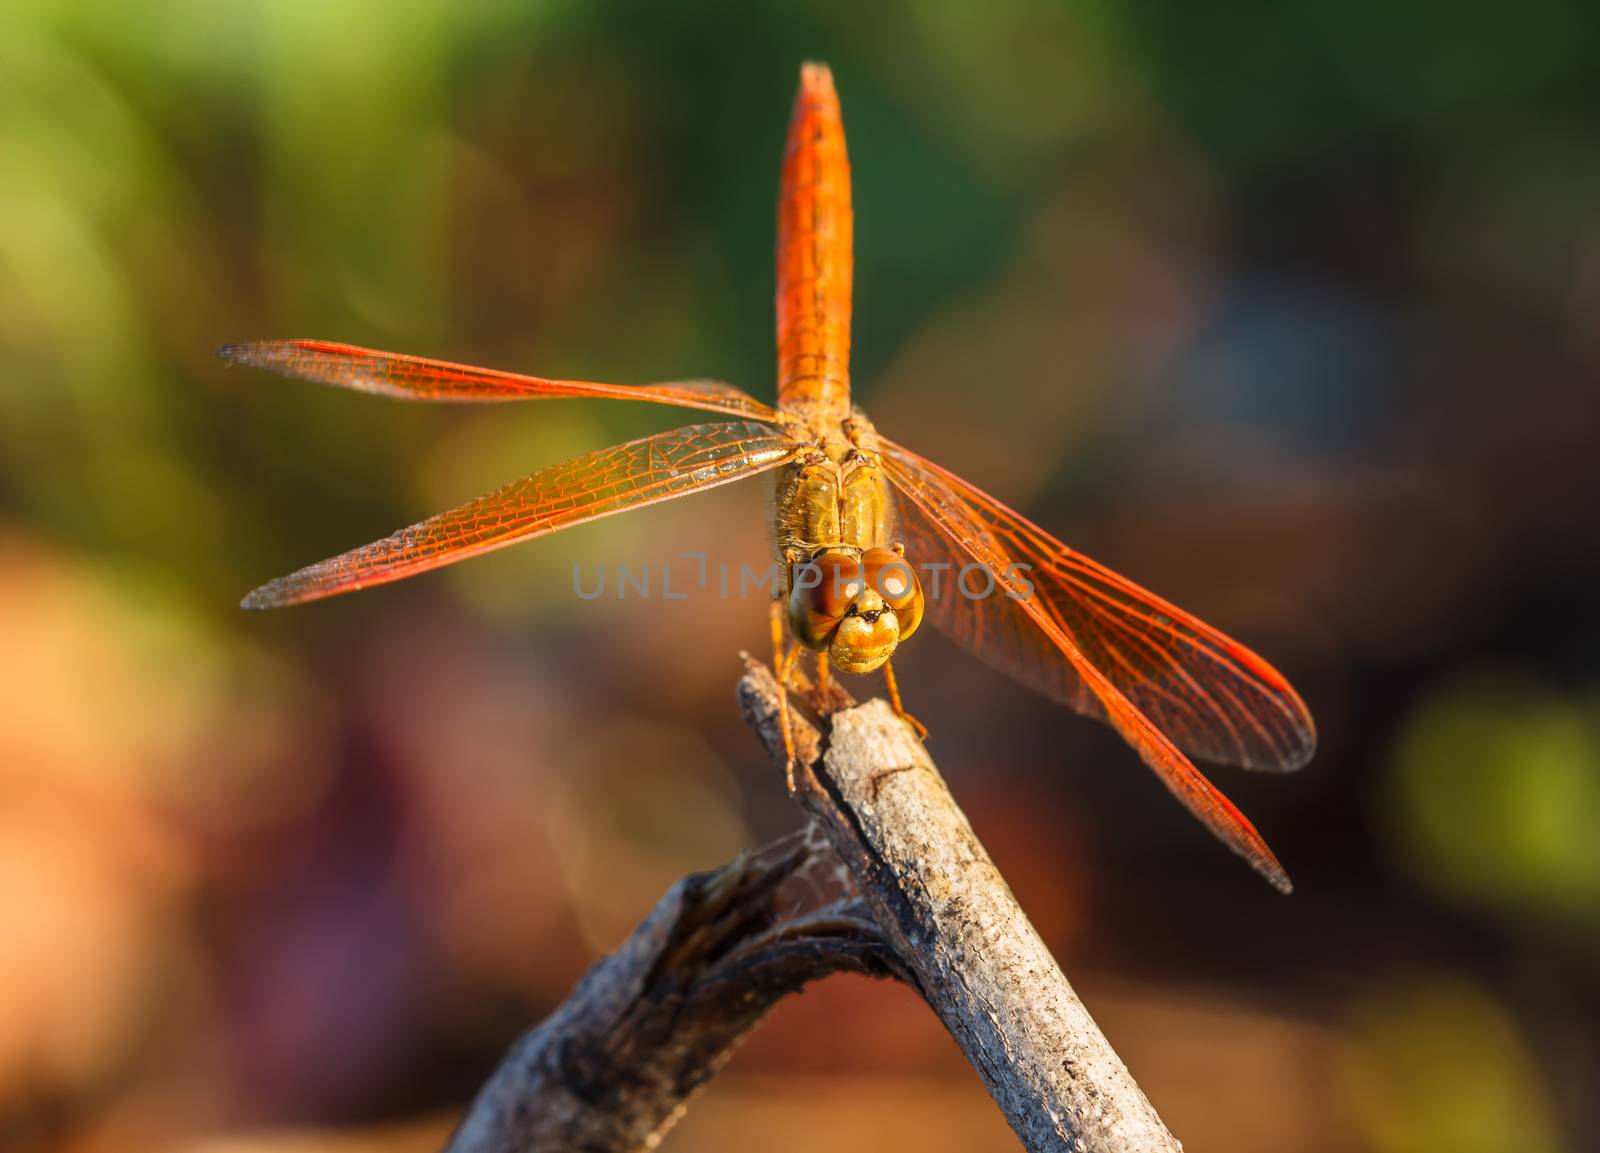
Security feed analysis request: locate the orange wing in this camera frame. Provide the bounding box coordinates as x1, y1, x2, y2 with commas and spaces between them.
218, 340, 780, 422
880, 438, 1308, 892
243, 421, 797, 610
775, 62, 853, 420
882, 442, 1315, 774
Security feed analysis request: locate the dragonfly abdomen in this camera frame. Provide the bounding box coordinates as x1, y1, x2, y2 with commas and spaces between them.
776, 62, 853, 422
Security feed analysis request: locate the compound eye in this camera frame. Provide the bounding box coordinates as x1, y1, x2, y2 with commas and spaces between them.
787, 550, 863, 649
862, 546, 924, 641
862, 547, 916, 609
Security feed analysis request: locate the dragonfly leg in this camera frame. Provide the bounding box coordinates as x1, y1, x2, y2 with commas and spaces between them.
882, 659, 928, 741
770, 597, 799, 792
812, 650, 853, 714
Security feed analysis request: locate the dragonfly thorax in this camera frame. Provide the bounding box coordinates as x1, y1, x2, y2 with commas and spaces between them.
772, 409, 892, 553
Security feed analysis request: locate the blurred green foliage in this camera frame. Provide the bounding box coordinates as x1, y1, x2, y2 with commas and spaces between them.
1341, 975, 1567, 1153
1385, 673, 1600, 932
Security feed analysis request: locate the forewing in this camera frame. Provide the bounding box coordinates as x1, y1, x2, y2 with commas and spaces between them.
219, 340, 780, 421
880, 439, 1296, 892
882, 440, 1314, 774
244, 421, 797, 609
890, 492, 1105, 715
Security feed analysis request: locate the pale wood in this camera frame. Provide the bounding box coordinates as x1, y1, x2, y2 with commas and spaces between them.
737, 662, 1182, 1153
444, 664, 1181, 1153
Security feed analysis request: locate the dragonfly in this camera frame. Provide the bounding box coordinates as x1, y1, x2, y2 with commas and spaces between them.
223, 63, 1315, 892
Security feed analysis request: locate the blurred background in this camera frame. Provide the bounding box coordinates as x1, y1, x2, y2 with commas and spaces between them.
4, 1, 1600, 1150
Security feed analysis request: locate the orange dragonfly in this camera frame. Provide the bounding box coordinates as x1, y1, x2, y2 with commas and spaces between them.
224, 63, 1314, 892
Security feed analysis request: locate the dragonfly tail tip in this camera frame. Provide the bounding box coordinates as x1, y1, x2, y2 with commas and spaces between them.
799, 61, 835, 92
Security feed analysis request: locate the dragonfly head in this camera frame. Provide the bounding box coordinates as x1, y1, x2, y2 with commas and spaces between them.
788, 546, 924, 674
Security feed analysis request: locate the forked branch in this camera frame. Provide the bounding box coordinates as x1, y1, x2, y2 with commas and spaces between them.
444, 664, 1180, 1153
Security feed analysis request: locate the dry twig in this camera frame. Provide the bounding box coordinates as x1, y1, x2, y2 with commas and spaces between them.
444, 663, 1180, 1153
443, 838, 899, 1153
